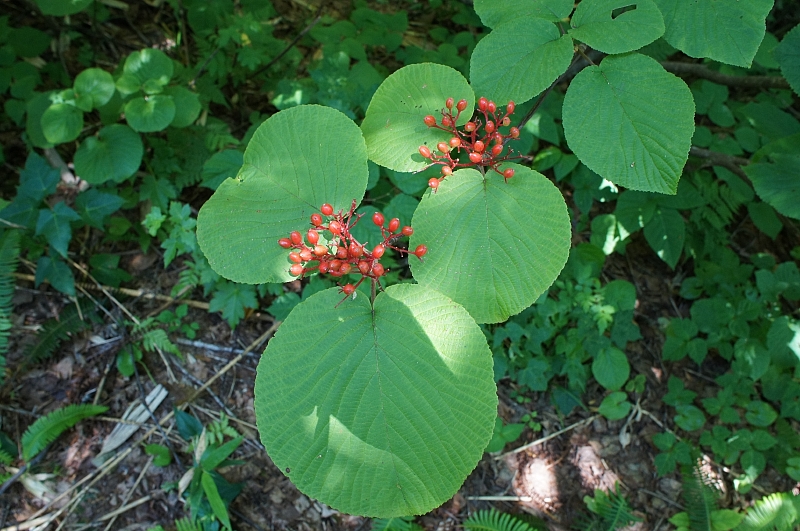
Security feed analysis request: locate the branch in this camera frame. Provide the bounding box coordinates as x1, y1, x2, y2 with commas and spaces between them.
662, 61, 790, 90
689, 146, 751, 181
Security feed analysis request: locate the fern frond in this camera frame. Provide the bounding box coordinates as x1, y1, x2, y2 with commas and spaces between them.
582, 486, 641, 531
735, 492, 800, 531
23, 301, 93, 364
0, 229, 20, 383
463, 508, 537, 531
21, 404, 108, 461
681, 463, 720, 531
371, 516, 423, 531
0, 448, 13, 465
175, 517, 202, 531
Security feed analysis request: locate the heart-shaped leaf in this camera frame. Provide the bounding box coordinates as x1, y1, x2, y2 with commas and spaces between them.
254, 284, 497, 517
74, 124, 143, 184
569, 0, 665, 54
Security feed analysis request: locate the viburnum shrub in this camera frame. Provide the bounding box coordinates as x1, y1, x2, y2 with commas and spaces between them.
418, 96, 521, 190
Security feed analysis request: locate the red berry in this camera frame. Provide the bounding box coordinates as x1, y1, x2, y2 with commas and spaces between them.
445, 97, 454, 109
349, 242, 363, 258
469, 152, 482, 163
491, 144, 504, 156
290, 231, 303, 245
437, 142, 449, 153
336, 246, 348, 259
339, 263, 352, 275
507, 101, 516, 114
402, 226, 413, 236
414, 245, 428, 258
330, 259, 342, 271
441, 116, 453, 127
449, 137, 461, 148
299, 249, 312, 261
320, 203, 334, 216
373, 212, 385, 226
314, 245, 328, 256
501, 116, 511, 127
456, 99, 467, 112
485, 121, 495, 134
319, 261, 330, 273
473, 140, 485, 152
307, 229, 319, 245
478, 97, 488, 111
358, 261, 371, 274
373, 244, 385, 258
428, 178, 440, 190
289, 252, 302, 263
289, 264, 304, 276
310, 213, 323, 226
341, 283, 355, 295
423, 115, 436, 127
328, 220, 342, 234
419, 145, 432, 159
278, 238, 292, 248
503, 168, 515, 180
388, 218, 400, 232
441, 166, 453, 177
465, 122, 476, 132
509, 127, 520, 139
487, 101, 497, 113
372, 263, 385, 276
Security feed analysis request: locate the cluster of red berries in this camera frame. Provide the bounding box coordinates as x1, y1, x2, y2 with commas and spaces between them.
278, 200, 427, 300
420, 97, 521, 190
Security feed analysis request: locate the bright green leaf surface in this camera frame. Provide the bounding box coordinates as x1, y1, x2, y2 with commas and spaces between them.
592, 347, 630, 391
201, 149, 244, 190
569, 0, 665, 54
36, 203, 81, 257
197, 105, 368, 284
643, 207, 685, 268
165, 86, 202, 128
470, 16, 573, 105
598, 392, 631, 420
563, 53, 694, 194
41, 103, 84, 144
744, 153, 800, 221
124, 95, 176, 133
35, 0, 92, 16
361, 63, 474, 172
74, 124, 143, 184
73, 68, 115, 110
474, 0, 574, 27
123, 48, 173, 86
652, 0, 774, 67
201, 471, 232, 530
775, 24, 800, 96
409, 165, 570, 324
254, 284, 496, 517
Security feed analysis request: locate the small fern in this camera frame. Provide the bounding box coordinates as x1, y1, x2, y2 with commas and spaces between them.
0, 229, 20, 384
463, 508, 538, 531
735, 492, 800, 531
371, 515, 423, 531
681, 463, 720, 531
21, 404, 108, 461
579, 485, 641, 531
175, 517, 203, 531
23, 300, 94, 365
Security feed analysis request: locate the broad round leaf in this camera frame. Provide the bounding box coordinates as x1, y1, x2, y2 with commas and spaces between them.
165, 86, 202, 128
774, 24, 800, 97
591, 347, 630, 391
744, 153, 800, 221
361, 63, 474, 172
124, 95, 176, 132
74, 124, 143, 184
569, 0, 665, 54
41, 103, 84, 144
197, 105, 369, 284
470, 16, 574, 105
409, 164, 571, 324
563, 53, 694, 194
123, 48, 174, 86
255, 284, 497, 517
36, 0, 92, 16
74, 68, 115, 110
643, 207, 685, 268
474, 0, 574, 27
652, 0, 773, 68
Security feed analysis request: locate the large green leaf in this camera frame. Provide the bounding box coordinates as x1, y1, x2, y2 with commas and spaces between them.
643, 207, 685, 268
197, 105, 368, 284
562, 53, 694, 194
361, 63, 474, 172
165, 86, 202, 128
744, 153, 800, 221
41, 103, 83, 144
74, 124, 143, 184
569, 0, 665, 54
774, 24, 800, 97
470, 16, 574, 105
652, 0, 774, 67
409, 164, 570, 324
124, 95, 176, 133
122, 48, 173, 87
35, 0, 92, 16
73, 68, 115, 111
473, 0, 574, 27
254, 284, 496, 517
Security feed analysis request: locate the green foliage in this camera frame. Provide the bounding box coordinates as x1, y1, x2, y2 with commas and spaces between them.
580, 485, 641, 530
463, 508, 539, 531
734, 492, 800, 531
23, 300, 94, 365
371, 515, 423, 531
0, 229, 20, 383
21, 404, 107, 461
